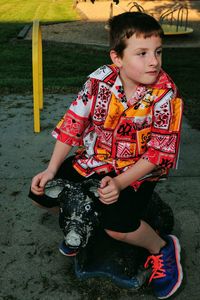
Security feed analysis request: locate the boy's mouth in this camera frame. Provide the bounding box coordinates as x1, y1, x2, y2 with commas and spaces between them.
146, 70, 159, 76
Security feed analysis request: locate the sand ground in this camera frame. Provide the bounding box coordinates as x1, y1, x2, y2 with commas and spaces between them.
0, 93, 200, 299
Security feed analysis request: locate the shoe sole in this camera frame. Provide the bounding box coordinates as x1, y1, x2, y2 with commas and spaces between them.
158, 234, 183, 299
59, 248, 78, 257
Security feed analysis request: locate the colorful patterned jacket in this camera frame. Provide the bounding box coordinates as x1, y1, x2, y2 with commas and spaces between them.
52, 64, 183, 191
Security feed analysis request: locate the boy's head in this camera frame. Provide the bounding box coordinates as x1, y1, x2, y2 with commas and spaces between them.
108, 12, 164, 57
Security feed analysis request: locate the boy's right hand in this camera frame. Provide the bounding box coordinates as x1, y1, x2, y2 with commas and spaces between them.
31, 169, 55, 196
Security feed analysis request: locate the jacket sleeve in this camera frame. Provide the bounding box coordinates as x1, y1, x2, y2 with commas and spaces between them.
52, 78, 94, 146
142, 88, 183, 169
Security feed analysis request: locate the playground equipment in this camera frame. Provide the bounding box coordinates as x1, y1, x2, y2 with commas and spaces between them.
109, 1, 145, 21
45, 178, 174, 290
108, 1, 193, 36
32, 20, 43, 133
159, 3, 193, 35
128, 1, 145, 13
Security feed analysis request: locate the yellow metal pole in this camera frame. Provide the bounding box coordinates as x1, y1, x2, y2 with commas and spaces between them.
32, 20, 43, 133
38, 25, 43, 110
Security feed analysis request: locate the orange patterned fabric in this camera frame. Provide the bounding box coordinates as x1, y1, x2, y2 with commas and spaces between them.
52, 65, 183, 191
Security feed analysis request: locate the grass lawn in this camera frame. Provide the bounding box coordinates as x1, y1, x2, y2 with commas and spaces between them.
0, 1, 199, 129
0, 0, 79, 22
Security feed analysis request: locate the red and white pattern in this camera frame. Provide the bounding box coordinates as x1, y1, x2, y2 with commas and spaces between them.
154, 90, 173, 130
148, 133, 177, 154
52, 65, 183, 190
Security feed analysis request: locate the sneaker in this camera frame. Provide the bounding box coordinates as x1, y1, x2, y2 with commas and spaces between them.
144, 235, 183, 299
59, 240, 79, 257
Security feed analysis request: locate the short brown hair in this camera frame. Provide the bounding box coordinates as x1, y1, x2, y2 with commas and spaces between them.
108, 12, 164, 56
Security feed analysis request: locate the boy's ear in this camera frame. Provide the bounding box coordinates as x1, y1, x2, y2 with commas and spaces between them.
110, 50, 122, 68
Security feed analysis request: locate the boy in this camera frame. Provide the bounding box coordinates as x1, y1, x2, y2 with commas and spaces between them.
30, 12, 183, 299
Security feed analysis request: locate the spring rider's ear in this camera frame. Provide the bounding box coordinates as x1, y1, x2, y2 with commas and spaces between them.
44, 179, 70, 198
82, 179, 100, 198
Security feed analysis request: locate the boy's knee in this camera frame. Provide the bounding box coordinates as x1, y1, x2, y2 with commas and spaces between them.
105, 229, 128, 241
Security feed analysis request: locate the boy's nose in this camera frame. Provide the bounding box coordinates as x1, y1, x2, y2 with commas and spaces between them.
149, 55, 159, 66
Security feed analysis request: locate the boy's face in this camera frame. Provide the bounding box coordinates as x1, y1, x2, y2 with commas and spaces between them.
110, 34, 162, 91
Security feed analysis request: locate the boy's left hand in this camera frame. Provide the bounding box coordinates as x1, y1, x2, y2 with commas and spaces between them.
98, 176, 120, 205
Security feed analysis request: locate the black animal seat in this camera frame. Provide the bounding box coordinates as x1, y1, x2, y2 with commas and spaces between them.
74, 192, 174, 289
75, 228, 150, 289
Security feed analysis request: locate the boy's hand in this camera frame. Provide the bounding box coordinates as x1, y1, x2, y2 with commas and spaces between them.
98, 176, 121, 205
31, 169, 55, 196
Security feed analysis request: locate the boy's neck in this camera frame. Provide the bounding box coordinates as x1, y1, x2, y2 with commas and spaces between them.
124, 86, 137, 100
120, 75, 138, 100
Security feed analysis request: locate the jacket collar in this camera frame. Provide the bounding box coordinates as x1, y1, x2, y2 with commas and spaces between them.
88, 64, 119, 86
88, 64, 176, 103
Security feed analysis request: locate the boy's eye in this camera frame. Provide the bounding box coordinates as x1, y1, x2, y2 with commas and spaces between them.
138, 52, 146, 56
156, 49, 162, 55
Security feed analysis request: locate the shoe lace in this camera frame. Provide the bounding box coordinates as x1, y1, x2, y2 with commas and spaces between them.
144, 254, 166, 283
